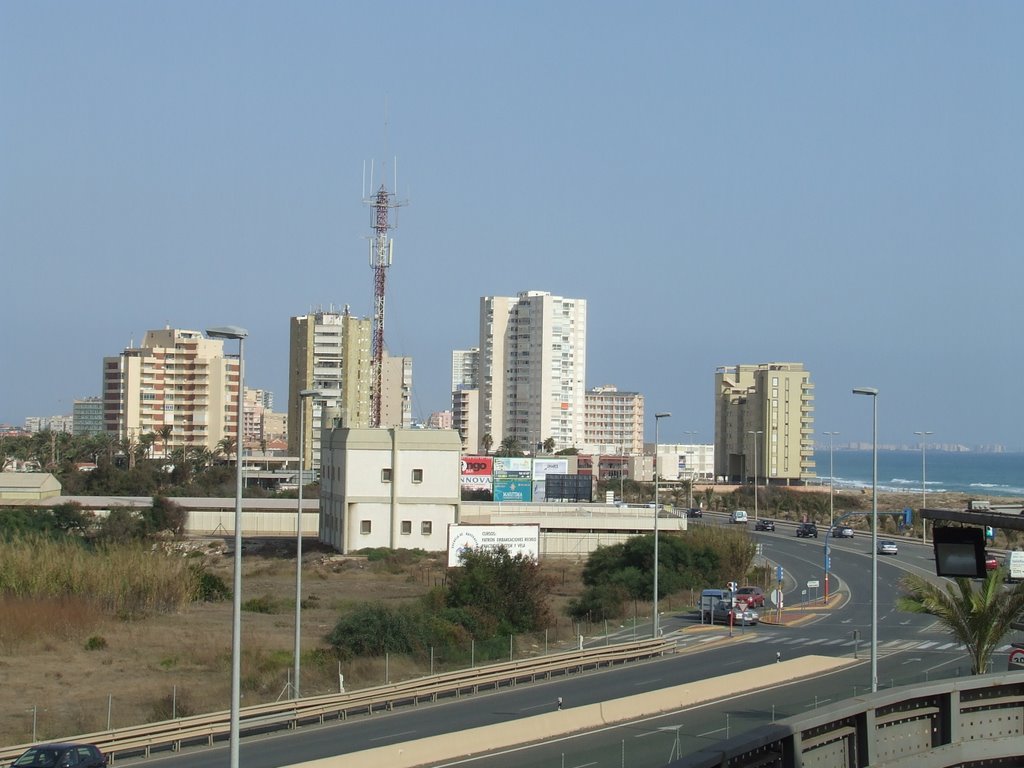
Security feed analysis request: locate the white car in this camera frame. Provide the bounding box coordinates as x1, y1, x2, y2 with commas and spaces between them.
877, 540, 898, 555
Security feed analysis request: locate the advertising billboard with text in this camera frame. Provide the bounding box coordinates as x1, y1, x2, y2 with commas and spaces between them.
447, 524, 541, 567
461, 456, 493, 491
532, 458, 569, 480
493, 477, 533, 502
493, 457, 532, 478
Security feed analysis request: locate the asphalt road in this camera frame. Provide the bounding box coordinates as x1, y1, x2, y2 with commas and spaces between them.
127, 523, 984, 768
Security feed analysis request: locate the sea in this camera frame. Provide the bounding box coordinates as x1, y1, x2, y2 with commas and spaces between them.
811, 450, 1024, 499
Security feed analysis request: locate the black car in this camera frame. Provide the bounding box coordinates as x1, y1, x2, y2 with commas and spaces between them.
12, 744, 107, 768
796, 522, 818, 538
686, 508, 703, 518
755, 519, 775, 532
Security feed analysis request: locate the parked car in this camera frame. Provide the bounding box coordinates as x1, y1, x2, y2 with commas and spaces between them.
832, 525, 854, 539
755, 519, 775, 532
985, 553, 999, 571
735, 585, 766, 608
796, 522, 818, 538
686, 508, 703, 518
12, 744, 107, 768
877, 540, 899, 555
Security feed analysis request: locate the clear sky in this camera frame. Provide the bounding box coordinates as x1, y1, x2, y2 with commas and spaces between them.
2, 2, 1022, 449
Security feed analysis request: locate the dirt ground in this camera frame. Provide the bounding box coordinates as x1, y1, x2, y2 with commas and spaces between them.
0, 540, 587, 749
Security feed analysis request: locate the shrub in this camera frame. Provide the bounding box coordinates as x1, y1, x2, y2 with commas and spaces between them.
190, 565, 230, 602
84, 635, 108, 651
242, 595, 277, 614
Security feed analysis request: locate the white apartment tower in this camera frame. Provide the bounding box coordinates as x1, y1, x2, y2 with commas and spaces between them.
451, 348, 480, 452
477, 291, 587, 453
582, 385, 645, 455
103, 328, 239, 456
714, 362, 816, 484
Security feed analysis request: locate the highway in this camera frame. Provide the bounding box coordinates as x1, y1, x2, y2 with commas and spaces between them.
128, 519, 982, 768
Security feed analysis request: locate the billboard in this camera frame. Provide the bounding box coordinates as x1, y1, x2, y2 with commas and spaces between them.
532, 458, 569, 480
447, 523, 541, 567
544, 473, 593, 502
493, 457, 532, 478
493, 477, 533, 502
461, 456, 493, 491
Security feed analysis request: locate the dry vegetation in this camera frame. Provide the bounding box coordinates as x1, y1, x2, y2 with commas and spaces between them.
0, 539, 589, 748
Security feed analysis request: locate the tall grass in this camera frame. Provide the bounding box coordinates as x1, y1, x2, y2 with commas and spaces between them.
0, 534, 199, 618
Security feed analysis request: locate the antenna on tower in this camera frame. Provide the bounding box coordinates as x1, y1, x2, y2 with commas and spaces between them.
363, 158, 407, 428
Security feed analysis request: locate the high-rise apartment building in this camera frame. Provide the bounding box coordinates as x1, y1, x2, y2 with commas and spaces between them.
380, 353, 413, 429
72, 397, 105, 436
288, 308, 372, 473
451, 347, 480, 452
714, 363, 815, 484
103, 328, 239, 455
477, 291, 587, 453
582, 385, 645, 455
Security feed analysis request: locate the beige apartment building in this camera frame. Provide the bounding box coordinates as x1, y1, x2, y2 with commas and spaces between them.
581, 385, 644, 455
288, 308, 372, 473
714, 363, 815, 484
103, 328, 239, 456
380, 353, 413, 429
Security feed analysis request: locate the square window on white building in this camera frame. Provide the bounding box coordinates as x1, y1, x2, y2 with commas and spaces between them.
412, 468, 423, 483
360, 520, 372, 535
401, 520, 412, 535
422, 521, 433, 535
382, 468, 392, 482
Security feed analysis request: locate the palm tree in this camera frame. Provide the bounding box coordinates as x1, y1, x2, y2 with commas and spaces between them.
480, 433, 493, 455
158, 425, 173, 458
497, 436, 521, 457
898, 571, 1024, 674
542, 437, 556, 454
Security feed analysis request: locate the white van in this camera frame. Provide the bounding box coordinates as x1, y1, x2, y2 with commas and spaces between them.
1006, 551, 1024, 582
731, 509, 748, 524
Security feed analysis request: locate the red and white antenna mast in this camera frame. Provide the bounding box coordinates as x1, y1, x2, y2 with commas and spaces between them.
364, 160, 406, 428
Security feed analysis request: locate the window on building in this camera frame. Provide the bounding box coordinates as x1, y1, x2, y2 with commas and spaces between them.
360, 520, 371, 535
381, 468, 392, 482
401, 520, 412, 535
412, 468, 423, 483
421, 521, 433, 535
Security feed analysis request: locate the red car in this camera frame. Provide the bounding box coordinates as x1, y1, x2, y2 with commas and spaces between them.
985, 554, 999, 571
735, 586, 765, 608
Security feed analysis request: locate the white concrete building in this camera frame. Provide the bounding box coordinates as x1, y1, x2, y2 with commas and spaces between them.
318, 427, 462, 553
477, 291, 587, 453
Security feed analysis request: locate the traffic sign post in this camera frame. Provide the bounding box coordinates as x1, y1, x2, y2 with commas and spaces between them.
1009, 646, 1024, 670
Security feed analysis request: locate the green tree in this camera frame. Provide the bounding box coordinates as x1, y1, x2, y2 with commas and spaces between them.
447, 547, 553, 634
898, 571, 1024, 674
542, 437, 556, 454
496, 436, 522, 457
480, 433, 493, 455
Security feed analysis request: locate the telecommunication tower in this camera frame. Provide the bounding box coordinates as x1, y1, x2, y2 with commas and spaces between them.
364, 162, 406, 428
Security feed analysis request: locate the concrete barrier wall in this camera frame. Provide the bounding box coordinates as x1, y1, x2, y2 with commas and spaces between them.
287, 656, 852, 768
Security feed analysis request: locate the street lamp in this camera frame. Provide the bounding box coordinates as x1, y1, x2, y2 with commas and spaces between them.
823, 432, 839, 529
294, 388, 322, 699
653, 412, 671, 638
206, 325, 247, 768
683, 431, 698, 509
747, 430, 763, 521
914, 431, 934, 544
853, 387, 879, 693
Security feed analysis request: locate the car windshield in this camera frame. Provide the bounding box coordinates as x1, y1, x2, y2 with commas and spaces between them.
15, 748, 62, 767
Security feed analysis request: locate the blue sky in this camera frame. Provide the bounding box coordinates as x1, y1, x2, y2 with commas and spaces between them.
2, 2, 1022, 448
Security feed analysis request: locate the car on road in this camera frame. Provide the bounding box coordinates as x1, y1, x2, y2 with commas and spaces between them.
755, 519, 775, 532
877, 540, 899, 555
985, 553, 999, 571
724, 604, 759, 625
12, 744, 107, 768
686, 508, 703, 518
730, 509, 749, 524
735, 585, 766, 607
831, 525, 854, 539
796, 522, 818, 538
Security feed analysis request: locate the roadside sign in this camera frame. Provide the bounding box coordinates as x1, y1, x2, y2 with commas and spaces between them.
807, 580, 820, 589
1009, 648, 1024, 668
770, 589, 784, 608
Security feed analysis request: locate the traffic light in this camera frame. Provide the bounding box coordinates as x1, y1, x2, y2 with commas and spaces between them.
986, 526, 995, 540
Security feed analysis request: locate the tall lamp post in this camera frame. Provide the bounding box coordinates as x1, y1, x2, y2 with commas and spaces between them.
293, 389, 322, 698
914, 431, 934, 543
823, 432, 839, 529
206, 326, 247, 768
683, 431, 698, 509
747, 430, 763, 520
853, 387, 879, 693
652, 412, 671, 638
